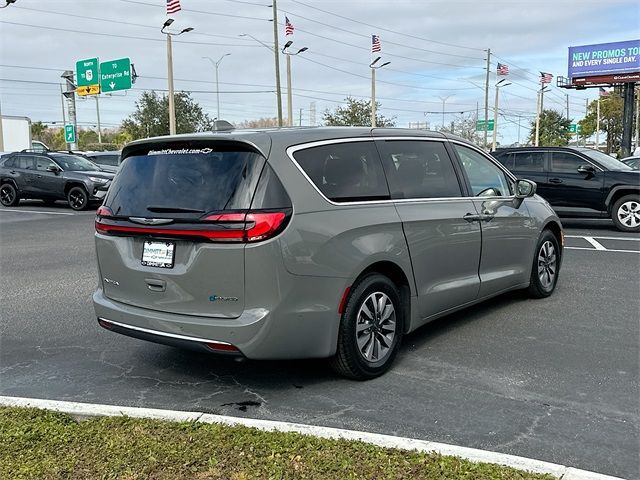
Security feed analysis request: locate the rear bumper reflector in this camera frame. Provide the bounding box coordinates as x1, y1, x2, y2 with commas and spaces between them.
97, 317, 240, 352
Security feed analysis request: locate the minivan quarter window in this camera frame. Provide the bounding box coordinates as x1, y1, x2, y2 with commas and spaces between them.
292, 140, 390, 202
376, 140, 462, 199
453, 144, 512, 197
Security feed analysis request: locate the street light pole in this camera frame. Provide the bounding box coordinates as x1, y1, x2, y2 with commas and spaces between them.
492, 79, 510, 151
282, 41, 308, 127
203, 54, 231, 120
370, 57, 390, 127
161, 19, 194, 136
437, 95, 452, 131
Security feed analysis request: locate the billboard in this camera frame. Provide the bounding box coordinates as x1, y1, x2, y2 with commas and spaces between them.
568, 39, 640, 79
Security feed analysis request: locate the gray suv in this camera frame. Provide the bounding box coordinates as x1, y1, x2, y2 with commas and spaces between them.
93, 128, 563, 379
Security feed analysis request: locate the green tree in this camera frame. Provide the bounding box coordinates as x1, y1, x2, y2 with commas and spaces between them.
31, 121, 48, 141
528, 109, 571, 146
578, 94, 623, 153
323, 97, 395, 127
121, 91, 214, 140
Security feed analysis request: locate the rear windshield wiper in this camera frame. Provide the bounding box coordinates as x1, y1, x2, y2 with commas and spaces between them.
146, 206, 205, 213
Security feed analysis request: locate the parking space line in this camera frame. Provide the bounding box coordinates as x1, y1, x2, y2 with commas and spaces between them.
583, 236, 606, 251
565, 235, 640, 242
565, 246, 640, 254
0, 208, 76, 216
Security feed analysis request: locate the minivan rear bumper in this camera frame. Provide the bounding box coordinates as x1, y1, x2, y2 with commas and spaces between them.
93, 279, 344, 359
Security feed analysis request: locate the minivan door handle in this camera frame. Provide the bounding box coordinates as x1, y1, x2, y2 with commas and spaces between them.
145, 278, 166, 292
548, 178, 563, 184
463, 213, 482, 222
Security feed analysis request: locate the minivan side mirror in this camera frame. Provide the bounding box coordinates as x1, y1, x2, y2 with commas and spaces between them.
577, 164, 596, 175
46, 165, 61, 174
515, 179, 536, 199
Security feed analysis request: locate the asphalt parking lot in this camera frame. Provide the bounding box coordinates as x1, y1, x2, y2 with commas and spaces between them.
0, 203, 638, 479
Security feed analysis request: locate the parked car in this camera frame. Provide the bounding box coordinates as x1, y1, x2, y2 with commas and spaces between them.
0, 151, 114, 210
93, 128, 563, 379
84, 151, 121, 174
620, 156, 639, 170
492, 146, 639, 232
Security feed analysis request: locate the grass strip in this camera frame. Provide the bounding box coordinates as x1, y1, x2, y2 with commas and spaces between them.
0, 406, 556, 480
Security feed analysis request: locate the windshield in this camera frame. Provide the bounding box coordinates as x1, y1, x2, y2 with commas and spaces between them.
577, 149, 633, 171
104, 147, 265, 218
51, 153, 100, 172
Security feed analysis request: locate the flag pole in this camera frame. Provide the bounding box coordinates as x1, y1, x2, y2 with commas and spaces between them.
596, 97, 600, 151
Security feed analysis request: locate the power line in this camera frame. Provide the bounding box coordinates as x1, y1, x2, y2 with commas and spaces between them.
287, 0, 485, 52
117, 0, 270, 21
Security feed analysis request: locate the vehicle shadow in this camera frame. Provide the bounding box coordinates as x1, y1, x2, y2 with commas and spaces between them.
14, 199, 99, 211
146, 289, 528, 391
560, 218, 616, 231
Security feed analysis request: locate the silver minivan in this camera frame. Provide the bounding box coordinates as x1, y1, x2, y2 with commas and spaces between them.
93, 128, 563, 379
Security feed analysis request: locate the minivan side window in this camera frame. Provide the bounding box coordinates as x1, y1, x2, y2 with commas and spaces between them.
376, 140, 462, 199
292, 141, 390, 202
551, 152, 588, 173
512, 151, 545, 172
453, 144, 512, 197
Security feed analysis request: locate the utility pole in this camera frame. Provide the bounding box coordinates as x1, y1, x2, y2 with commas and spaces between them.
566, 94, 570, 121
59, 84, 66, 126
95, 96, 102, 144
483, 48, 491, 149
272, 0, 283, 127
437, 95, 452, 131
584, 99, 589, 147
203, 54, 231, 120
61, 70, 78, 150
535, 86, 548, 147
299, 108, 303, 126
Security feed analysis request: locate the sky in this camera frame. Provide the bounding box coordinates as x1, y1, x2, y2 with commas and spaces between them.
0, 0, 638, 145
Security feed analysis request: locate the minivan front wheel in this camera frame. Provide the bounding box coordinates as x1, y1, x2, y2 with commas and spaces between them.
331, 274, 404, 380
611, 195, 640, 232
527, 230, 560, 298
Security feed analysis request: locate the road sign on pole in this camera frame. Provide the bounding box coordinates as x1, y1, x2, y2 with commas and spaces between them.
76, 58, 100, 95
100, 58, 132, 93
476, 119, 494, 132
64, 124, 76, 144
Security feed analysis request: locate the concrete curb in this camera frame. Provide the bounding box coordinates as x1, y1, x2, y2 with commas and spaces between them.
0, 395, 624, 480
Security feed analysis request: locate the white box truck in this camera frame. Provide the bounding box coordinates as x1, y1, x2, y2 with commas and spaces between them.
0, 115, 48, 153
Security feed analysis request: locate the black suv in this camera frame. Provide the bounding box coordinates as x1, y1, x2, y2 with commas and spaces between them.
0, 151, 115, 210
492, 147, 639, 232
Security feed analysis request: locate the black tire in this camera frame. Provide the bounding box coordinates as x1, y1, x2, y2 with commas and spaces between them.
0, 183, 19, 207
331, 273, 404, 380
67, 186, 89, 211
611, 195, 640, 233
527, 230, 560, 299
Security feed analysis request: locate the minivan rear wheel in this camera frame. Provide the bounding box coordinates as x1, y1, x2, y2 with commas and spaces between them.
527, 230, 560, 298
331, 274, 404, 380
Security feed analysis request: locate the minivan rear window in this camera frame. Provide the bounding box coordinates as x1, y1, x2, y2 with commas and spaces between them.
104, 147, 265, 218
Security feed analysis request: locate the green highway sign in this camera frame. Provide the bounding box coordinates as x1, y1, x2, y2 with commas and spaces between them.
100, 58, 132, 93
568, 124, 581, 135
476, 119, 494, 132
64, 124, 76, 144
76, 58, 99, 89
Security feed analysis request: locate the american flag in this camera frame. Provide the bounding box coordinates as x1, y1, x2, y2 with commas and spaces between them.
285, 16, 294, 36
372, 35, 381, 53
599, 87, 611, 97
540, 72, 553, 84
166, 0, 181, 15
497, 62, 509, 76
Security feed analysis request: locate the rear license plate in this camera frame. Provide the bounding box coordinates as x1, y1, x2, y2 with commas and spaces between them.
141, 241, 175, 268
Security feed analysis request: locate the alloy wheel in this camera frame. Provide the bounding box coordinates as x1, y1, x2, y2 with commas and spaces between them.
1, 185, 16, 205
355, 292, 396, 362
537, 240, 557, 290
69, 190, 86, 209
617, 200, 640, 228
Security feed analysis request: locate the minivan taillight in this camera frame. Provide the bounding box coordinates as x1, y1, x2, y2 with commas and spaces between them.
95, 210, 289, 243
